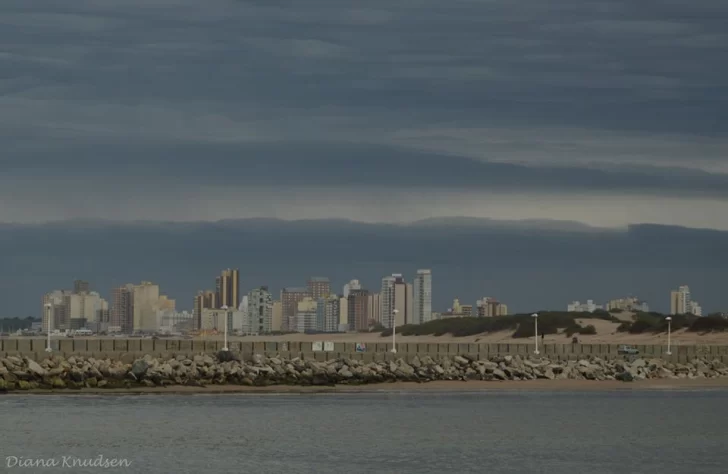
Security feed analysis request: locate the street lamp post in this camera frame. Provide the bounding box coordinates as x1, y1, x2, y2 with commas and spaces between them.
665, 316, 672, 355
44, 303, 53, 353
391, 309, 399, 353
532, 313, 539, 355
221, 305, 229, 351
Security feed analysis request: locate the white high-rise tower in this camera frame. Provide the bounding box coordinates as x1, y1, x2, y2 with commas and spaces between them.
413, 269, 432, 325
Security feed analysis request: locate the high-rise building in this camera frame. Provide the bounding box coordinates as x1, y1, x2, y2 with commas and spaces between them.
392, 275, 411, 326
248, 286, 273, 334
238, 295, 250, 333
343, 279, 361, 298
318, 295, 340, 333
413, 269, 432, 325
296, 297, 318, 333
193, 290, 217, 330
339, 296, 348, 329
42, 281, 108, 332
348, 289, 370, 331
670, 285, 692, 315
110, 284, 134, 333
381, 275, 396, 328
42, 290, 69, 332
133, 281, 175, 333
216, 269, 240, 309
271, 301, 282, 332
281, 287, 310, 331
307, 277, 330, 300
367, 292, 381, 325
476, 297, 508, 317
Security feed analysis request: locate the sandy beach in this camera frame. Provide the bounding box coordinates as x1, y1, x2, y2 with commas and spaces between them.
9, 378, 728, 395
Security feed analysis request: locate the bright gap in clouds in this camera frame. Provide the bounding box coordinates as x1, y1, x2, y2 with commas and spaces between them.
1, 183, 727, 230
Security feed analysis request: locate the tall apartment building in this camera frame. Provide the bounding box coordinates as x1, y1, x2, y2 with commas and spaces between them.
248, 286, 273, 334
476, 297, 508, 317
317, 295, 340, 333
367, 292, 381, 325
391, 274, 412, 326
296, 297, 318, 333
307, 277, 330, 300
42, 290, 69, 332
348, 289, 370, 331
193, 290, 218, 330
42, 281, 108, 332
381, 275, 396, 328
339, 296, 348, 329
110, 284, 135, 333
271, 301, 282, 332
281, 287, 310, 331
216, 269, 240, 309
413, 269, 432, 325
670, 285, 692, 315
381, 274, 411, 328
343, 279, 361, 298
133, 282, 176, 333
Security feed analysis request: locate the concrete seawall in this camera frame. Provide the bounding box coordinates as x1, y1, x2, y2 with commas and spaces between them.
2, 338, 727, 364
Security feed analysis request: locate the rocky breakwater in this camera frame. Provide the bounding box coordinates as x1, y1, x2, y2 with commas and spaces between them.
2, 353, 728, 391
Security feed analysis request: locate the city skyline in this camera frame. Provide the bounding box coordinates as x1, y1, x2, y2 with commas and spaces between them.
5, 216, 728, 319
38, 270, 710, 328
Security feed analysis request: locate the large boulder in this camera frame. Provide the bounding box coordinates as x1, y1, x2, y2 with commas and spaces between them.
615, 372, 634, 382
216, 350, 238, 363
26, 359, 47, 377
131, 360, 149, 378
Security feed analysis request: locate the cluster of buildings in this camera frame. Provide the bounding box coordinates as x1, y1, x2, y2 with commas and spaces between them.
41, 269, 514, 335
46, 275, 706, 336
566, 286, 703, 316
41, 280, 178, 334
669, 285, 703, 317
41, 280, 110, 332
566, 297, 650, 313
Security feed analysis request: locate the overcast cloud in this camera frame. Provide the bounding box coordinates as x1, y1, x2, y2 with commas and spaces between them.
1, 0, 727, 228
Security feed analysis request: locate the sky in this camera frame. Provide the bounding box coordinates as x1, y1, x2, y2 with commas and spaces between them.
1, 1, 726, 317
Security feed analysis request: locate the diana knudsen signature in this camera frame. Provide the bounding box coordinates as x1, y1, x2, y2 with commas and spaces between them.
6, 455, 132, 469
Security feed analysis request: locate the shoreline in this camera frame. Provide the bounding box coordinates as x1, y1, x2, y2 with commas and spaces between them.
6, 378, 728, 395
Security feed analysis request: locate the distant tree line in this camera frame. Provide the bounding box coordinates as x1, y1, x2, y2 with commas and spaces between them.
0, 317, 40, 332
617, 312, 728, 334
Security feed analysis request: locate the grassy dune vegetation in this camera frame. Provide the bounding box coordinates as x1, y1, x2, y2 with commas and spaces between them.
617, 313, 728, 334
380, 311, 728, 339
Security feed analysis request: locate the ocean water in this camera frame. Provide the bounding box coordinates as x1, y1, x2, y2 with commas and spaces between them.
2, 389, 727, 473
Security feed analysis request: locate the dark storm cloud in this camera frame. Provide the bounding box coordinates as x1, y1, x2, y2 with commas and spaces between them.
1, 0, 727, 224
1, 218, 726, 318
3, 141, 728, 199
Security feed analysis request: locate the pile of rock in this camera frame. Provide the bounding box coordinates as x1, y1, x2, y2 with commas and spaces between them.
1, 353, 727, 391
